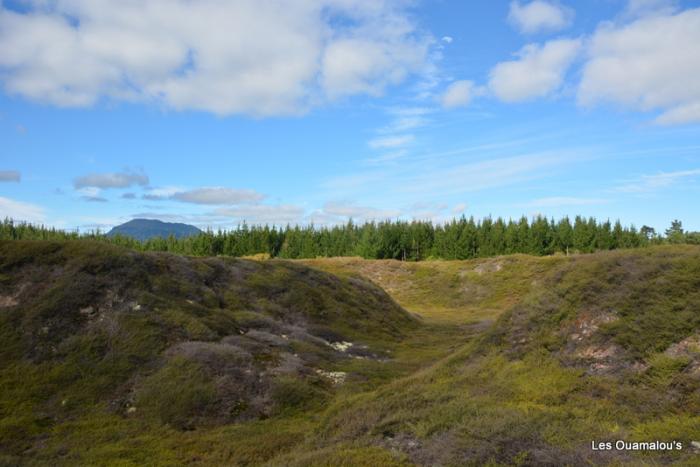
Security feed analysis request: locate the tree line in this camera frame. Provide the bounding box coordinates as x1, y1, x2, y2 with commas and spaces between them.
1, 217, 698, 261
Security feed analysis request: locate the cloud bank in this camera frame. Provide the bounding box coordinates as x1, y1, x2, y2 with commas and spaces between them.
172, 187, 265, 205
489, 38, 581, 102
579, 7, 700, 125
74, 170, 149, 189
0, 0, 432, 116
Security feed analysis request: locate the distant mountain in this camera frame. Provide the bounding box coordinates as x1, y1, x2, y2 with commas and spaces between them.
106, 218, 202, 241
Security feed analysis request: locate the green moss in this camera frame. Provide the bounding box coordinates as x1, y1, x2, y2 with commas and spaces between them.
641, 353, 692, 387
270, 445, 411, 466
136, 357, 217, 430
270, 376, 329, 414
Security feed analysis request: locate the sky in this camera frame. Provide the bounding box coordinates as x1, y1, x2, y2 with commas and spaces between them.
1, 0, 699, 232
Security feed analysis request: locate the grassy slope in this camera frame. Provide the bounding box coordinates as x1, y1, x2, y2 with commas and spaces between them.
1, 242, 699, 465
0, 240, 419, 466
302, 254, 566, 325
294, 247, 700, 466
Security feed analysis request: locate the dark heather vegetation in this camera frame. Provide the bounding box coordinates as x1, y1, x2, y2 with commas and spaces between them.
0, 240, 419, 465
3, 216, 699, 261
1, 237, 699, 466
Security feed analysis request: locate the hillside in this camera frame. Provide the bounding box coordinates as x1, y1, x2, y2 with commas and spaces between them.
297, 247, 700, 465
1, 242, 699, 465
0, 240, 416, 465
106, 218, 202, 240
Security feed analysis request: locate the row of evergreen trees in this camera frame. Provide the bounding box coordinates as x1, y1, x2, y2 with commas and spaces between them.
1, 216, 697, 261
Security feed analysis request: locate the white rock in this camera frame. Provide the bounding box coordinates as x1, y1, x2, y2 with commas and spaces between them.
315, 369, 347, 385
329, 341, 354, 352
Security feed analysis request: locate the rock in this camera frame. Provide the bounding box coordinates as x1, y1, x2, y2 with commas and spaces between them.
473, 261, 503, 275
665, 334, 700, 358
578, 344, 621, 360
570, 311, 618, 340
329, 341, 354, 352
0, 294, 18, 308
315, 369, 347, 385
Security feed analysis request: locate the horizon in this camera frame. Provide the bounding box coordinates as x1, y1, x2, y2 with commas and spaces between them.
1, 214, 678, 236
2, 0, 700, 233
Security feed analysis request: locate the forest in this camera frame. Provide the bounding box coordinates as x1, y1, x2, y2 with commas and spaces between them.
1, 216, 698, 261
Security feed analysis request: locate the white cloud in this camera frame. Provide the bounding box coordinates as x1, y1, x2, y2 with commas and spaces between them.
364, 150, 408, 166
523, 196, 607, 207
615, 169, 700, 193
451, 203, 468, 214
379, 107, 433, 133
578, 8, 700, 125
171, 187, 265, 205
508, 1, 574, 34
214, 204, 305, 225
326, 149, 578, 203
0, 196, 45, 222
402, 151, 571, 197
75, 186, 108, 203
368, 134, 415, 149
655, 102, 700, 126
305, 201, 401, 225
0, 1, 432, 116
141, 186, 184, 201
624, 0, 679, 18
322, 201, 400, 220
440, 80, 475, 108
441, 36, 453, 44
76, 186, 101, 197
489, 38, 581, 102
0, 170, 20, 182
407, 201, 447, 221
74, 170, 149, 189
140, 186, 264, 204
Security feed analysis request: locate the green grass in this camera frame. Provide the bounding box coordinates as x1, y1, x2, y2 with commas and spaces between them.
302, 254, 567, 325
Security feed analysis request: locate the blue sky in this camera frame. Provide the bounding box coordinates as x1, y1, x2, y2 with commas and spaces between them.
1, 0, 699, 232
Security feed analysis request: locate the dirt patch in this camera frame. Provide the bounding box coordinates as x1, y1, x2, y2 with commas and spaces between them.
0, 294, 18, 308
472, 261, 503, 275
665, 333, 700, 358
559, 311, 638, 375
568, 311, 618, 343
0, 282, 28, 308
665, 333, 700, 377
